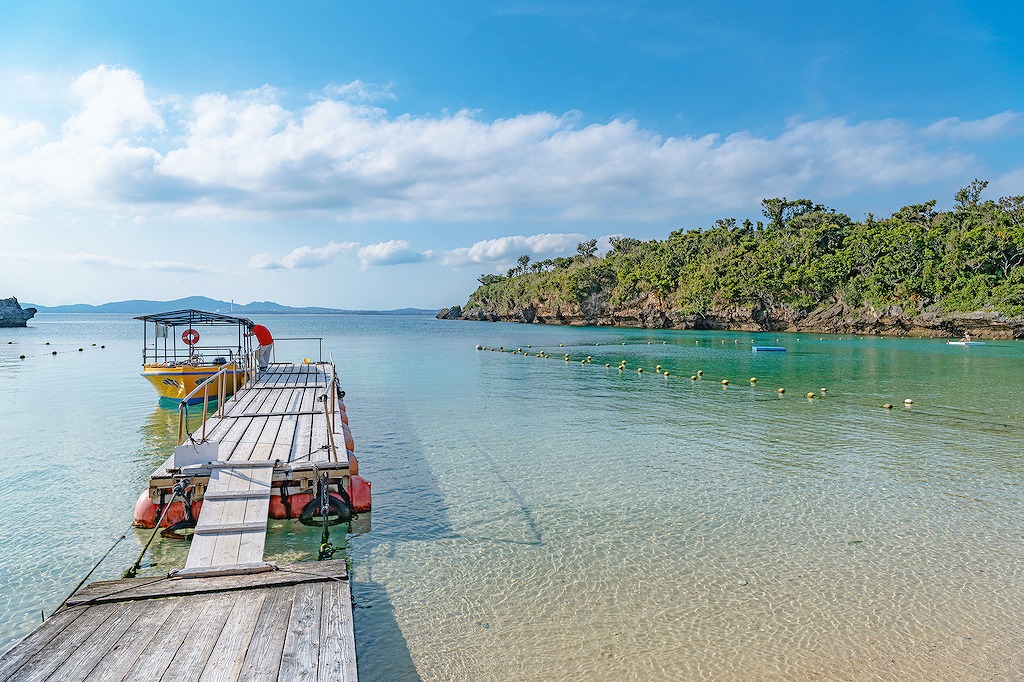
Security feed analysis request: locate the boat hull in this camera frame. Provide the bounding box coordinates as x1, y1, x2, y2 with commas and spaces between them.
141, 364, 246, 403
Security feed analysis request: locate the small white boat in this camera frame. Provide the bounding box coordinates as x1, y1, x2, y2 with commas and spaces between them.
946, 340, 986, 346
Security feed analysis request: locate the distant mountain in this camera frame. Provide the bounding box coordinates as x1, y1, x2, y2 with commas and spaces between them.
26, 296, 437, 316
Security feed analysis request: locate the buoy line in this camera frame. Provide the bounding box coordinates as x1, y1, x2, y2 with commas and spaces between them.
475, 342, 832, 404
476, 341, 1023, 427
2, 342, 107, 360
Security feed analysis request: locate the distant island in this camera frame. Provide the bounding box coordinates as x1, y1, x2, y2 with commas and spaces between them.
439, 181, 1024, 339
26, 295, 436, 316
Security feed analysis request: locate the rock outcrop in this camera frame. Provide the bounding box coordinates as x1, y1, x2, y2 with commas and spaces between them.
435, 305, 462, 320
438, 296, 1024, 339
0, 297, 36, 327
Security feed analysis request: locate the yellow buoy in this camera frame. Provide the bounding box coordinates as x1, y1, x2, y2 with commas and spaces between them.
777, 388, 785, 394
904, 398, 914, 405
637, 368, 643, 373
697, 370, 703, 375
749, 377, 757, 383
559, 344, 563, 347
883, 403, 893, 409
663, 371, 670, 376
656, 365, 662, 370
721, 379, 729, 385
820, 388, 827, 393
806, 392, 816, 399
605, 363, 610, 367
690, 375, 697, 380
581, 360, 586, 364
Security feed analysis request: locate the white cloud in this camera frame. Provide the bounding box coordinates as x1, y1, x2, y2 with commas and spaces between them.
924, 111, 1024, 141
990, 167, 1024, 199
249, 240, 358, 269
440, 233, 586, 267
3, 250, 213, 272
63, 64, 164, 143
324, 80, 397, 102
0, 65, 1020, 225
357, 240, 427, 267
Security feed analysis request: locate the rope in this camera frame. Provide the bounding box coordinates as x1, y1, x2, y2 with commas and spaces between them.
50, 525, 133, 617
123, 478, 190, 579
64, 575, 174, 611
275, 566, 348, 583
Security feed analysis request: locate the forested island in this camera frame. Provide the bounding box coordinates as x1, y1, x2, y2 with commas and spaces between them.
439, 181, 1024, 338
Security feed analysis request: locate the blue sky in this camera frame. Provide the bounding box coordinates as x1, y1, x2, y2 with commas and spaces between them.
1, 1, 1022, 308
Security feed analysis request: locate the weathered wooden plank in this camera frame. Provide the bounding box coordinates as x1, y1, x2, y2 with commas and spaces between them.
0, 607, 86, 680
85, 598, 179, 681
197, 592, 266, 682
4, 603, 119, 681
269, 392, 304, 461
116, 596, 206, 681
186, 467, 237, 569
319, 580, 358, 682
310, 404, 332, 463
68, 561, 347, 606
159, 593, 236, 681
202, 490, 274, 501
290, 415, 315, 463
278, 583, 323, 682
169, 563, 277, 579
235, 586, 293, 682
48, 599, 157, 681
194, 522, 268, 535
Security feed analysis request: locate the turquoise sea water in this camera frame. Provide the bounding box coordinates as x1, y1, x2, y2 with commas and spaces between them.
1, 314, 1022, 680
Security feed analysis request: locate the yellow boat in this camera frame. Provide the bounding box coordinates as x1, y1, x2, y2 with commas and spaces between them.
141, 361, 247, 403
135, 309, 256, 405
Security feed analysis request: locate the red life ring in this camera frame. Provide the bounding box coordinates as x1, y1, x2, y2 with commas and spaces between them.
182, 329, 200, 345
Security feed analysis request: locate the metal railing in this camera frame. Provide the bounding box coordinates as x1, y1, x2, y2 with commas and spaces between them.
176, 351, 258, 445
321, 360, 341, 462
271, 337, 323, 363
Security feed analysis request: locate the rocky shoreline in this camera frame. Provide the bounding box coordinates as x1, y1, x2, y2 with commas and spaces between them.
436, 297, 1024, 339
0, 297, 36, 328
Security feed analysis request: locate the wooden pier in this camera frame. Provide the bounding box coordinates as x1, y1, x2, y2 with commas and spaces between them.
0, 363, 361, 681
0, 561, 354, 681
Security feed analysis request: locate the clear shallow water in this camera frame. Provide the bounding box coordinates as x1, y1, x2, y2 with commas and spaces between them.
1, 315, 1022, 679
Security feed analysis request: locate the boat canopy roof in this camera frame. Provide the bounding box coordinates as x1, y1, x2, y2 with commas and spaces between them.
134, 309, 254, 328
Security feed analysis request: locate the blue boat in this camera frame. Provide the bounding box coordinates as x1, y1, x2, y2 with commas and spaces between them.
752, 346, 787, 352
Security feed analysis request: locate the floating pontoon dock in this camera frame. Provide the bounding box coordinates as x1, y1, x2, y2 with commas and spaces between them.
0, 362, 364, 681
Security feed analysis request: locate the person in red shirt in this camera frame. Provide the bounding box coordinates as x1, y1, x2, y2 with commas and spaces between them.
247, 323, 274, 370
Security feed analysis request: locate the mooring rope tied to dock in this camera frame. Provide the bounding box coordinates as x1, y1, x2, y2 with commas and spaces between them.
124, 478, 191, 578
51, 523, 135, 617
64, 575, 175, 611
275, 566, 349, 583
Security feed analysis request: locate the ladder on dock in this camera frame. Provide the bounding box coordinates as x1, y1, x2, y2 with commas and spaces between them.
186, 461, 276, 569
